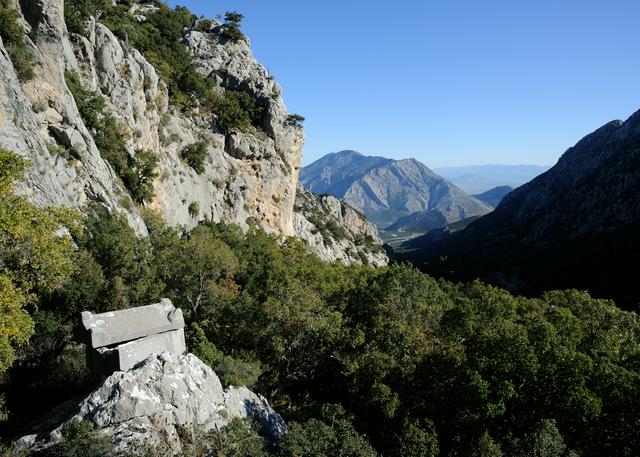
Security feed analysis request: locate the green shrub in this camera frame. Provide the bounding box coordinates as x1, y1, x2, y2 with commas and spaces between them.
211, 90, 265, 133
123, 149, 159, 204
64, 0, 110, 35
191, 324, 262, 387
181, 142, 208, 174
188, 201, 200, 218
195, 18, 213, 33
0, 0, 34, 81
219, 11, 245, 43
52, 421, 112, 457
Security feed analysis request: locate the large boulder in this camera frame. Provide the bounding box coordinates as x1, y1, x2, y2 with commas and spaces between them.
15, 352, 286, 454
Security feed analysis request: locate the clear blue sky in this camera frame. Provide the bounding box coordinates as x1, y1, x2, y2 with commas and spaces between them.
168, 0, 640, 167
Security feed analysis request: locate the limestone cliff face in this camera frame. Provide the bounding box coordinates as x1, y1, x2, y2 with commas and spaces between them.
294, 184, 388, 266
0, 0, 302, 237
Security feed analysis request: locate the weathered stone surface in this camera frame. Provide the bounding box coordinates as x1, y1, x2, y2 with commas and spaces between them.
16, 352, 286, 454
81, 299, 184, 348
96, 328, 186, 372
294, 183, 388, 266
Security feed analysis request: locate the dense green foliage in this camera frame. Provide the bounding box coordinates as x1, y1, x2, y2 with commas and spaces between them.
0, 150, 79, 377
0, 0, 34, 80
1, 165, 638, 455
65, 72, 158, 204
180, 142, 208, 174
210, 89, 265, 133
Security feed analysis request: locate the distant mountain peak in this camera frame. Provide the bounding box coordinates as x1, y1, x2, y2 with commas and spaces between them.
300, 151, 490, 231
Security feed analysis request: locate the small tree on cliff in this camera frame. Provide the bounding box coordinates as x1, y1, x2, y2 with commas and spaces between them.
220, 10, 245, 43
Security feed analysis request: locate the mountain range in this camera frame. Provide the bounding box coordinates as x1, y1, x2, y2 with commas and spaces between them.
434, 164, 550, 194
399, 111, 640, 308
299, 150, 491, 232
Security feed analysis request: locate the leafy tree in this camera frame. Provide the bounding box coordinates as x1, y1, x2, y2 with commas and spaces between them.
470, 432, 504, 457
159, 225, 239, 320
524, 419, 567, 457
79, 206, 162, 307
123, 149, 159, 204
282, 405, 377, 457
0, 150, 79, 375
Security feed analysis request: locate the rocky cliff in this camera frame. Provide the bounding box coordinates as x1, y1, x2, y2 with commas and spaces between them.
15, 352, 286, 454
300, 150, 491, 231
400, 110, 640, 307
294, 184, 388, 266
0, 0, 302, 236
0, 0, 372, 264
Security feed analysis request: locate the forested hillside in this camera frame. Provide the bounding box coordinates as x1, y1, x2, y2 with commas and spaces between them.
398, 110, 640, 309
2, 149, 639, 456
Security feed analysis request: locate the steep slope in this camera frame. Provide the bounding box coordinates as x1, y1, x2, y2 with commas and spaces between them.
300, 151, 491, 229
434, 164, 550, 194
400, 111, 640, 308
293, 184, 388, 266
472, 185, 513, 208
0, 0, 301, 236
0, 0, 375, 264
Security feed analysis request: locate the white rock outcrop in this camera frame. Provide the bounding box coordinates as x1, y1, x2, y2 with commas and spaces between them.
16, 352, 285, 454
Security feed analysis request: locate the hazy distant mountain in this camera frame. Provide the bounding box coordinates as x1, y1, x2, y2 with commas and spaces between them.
299, 151, 491, 230
472, 185, 514, 208
434, 164, 550, 194
399, 111, 640, 308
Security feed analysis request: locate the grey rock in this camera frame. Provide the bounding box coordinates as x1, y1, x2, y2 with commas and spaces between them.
0, 0, 371, 266
294, 184, 388, 266
81, 299, 184, 349
17, 352, 286, 454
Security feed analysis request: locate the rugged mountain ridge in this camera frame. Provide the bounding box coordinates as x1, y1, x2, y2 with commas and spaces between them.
300, 150, 491, 231
0, 0, 375, 264
400, 111, 640, 307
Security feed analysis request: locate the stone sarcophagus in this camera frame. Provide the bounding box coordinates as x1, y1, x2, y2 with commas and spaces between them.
81, 299, 186, 374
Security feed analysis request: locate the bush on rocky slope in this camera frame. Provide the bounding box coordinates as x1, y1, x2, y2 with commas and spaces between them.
0, 0, 34, 80
65, 72, 158, 204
